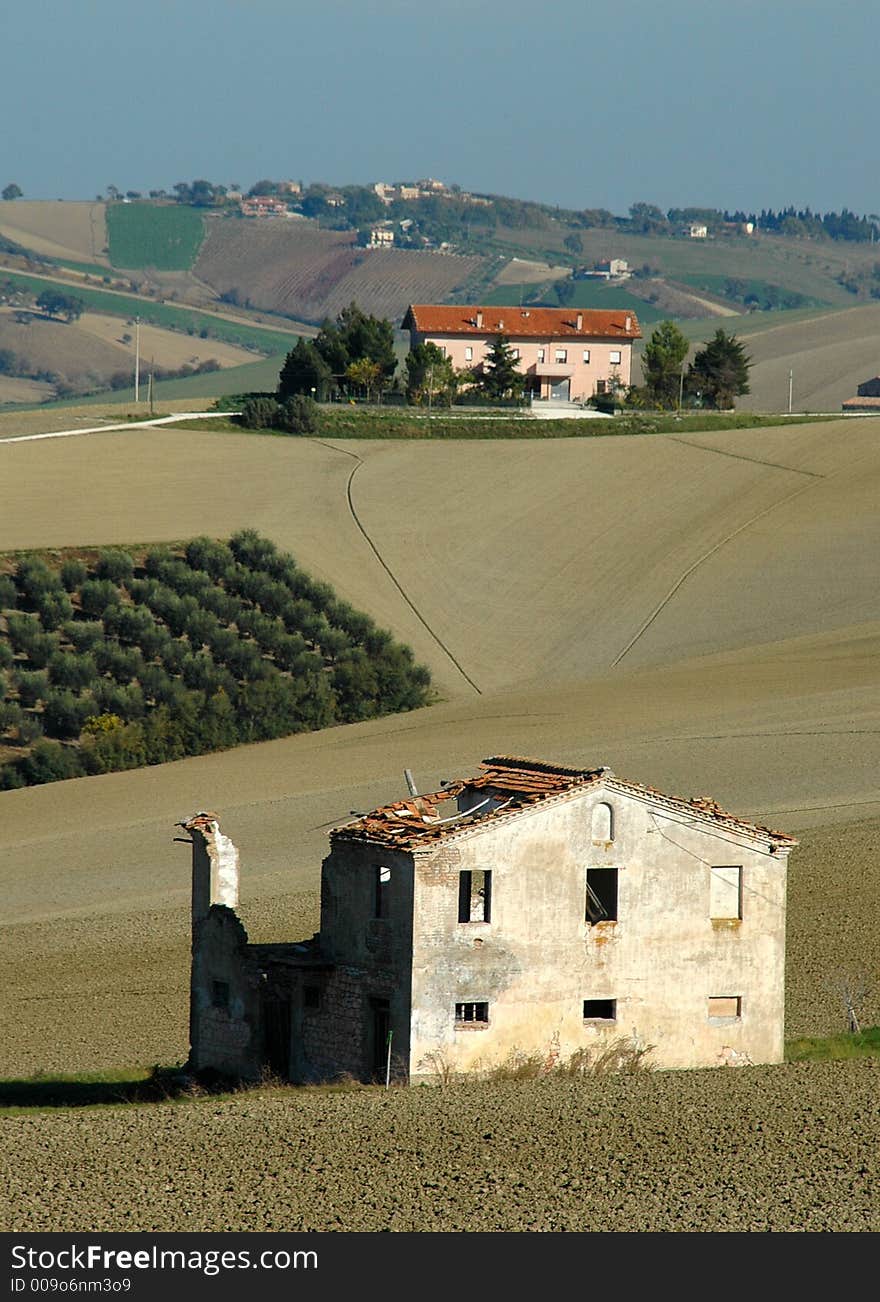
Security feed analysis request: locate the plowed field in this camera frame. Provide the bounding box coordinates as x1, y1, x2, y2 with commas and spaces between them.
3, 1061, 878, 1231
195, 219, 484, 323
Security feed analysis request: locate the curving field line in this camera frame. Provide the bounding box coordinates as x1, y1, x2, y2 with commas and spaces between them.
610, 471, 824, 668
313, 437, 482, 695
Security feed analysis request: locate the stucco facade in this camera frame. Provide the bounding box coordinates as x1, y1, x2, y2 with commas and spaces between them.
402, 305, 642, 402
182, 756, 795, 1084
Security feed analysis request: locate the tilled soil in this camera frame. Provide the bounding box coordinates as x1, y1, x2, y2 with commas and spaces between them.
3, 1060, 878, 1232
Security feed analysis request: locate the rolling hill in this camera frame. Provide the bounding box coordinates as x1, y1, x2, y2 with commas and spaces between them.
1, 412, 879, 1080
3, 197, 880, 412
194, 218, 485, 323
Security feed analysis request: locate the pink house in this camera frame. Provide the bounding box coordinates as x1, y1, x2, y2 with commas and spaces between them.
402, 304, 643, 402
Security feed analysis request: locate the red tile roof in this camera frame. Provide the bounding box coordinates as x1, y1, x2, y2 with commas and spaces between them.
842, 396, 880, 409
333, 755, 796, 851
402, 304, 642, 340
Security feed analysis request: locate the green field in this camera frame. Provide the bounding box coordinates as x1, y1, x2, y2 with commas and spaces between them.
0, 271, 298, 355
677, 273, 828, 311
106, 203, 205, 271
483, 279, 664, 323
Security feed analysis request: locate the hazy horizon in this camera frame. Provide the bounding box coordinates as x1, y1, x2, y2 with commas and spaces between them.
3, 1, 878, 217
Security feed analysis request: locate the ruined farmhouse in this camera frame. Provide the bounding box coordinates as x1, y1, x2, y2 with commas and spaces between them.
181, 756, 796, 1084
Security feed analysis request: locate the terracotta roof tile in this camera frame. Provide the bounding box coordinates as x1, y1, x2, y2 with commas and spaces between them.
332, 755, 796, 851
402, 304, 642, 340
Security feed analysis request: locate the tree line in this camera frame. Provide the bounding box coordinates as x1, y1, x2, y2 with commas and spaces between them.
636, 321, 751, 411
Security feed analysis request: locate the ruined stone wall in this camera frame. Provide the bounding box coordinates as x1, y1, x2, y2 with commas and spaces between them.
191, 907, 263, 1080
314, 841, 414, 1079
299, 966, 371, 1082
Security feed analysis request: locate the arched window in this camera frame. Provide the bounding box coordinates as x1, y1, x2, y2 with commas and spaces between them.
592, 802, 614, 843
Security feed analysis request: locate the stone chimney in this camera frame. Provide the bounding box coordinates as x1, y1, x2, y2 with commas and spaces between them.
625, 314, 632, 332
180, 811, 240, 930
475, 310, 483, 328
576, 313, 583, 330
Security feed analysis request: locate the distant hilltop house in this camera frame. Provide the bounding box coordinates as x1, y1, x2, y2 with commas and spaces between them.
688, 223, 709, 239
401, 304, 642, 403
181, 755, 796, 1085
358, 223, 395, 249
842, 376, 880, 412
579, 258, 631, 281
372, 178, 488, 206
240, 195, 290, 218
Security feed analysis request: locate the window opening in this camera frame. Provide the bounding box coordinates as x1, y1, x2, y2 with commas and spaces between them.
374, 864, 391, 919
455, 1001, 489, 1025
458, 869, 492, 922
583, 999, 616, 1020
211, 980, 230, 1010
586, 868, 618, 923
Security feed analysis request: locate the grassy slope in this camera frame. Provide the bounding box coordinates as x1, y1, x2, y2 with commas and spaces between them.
483, 278, 666, 323
0, 270, 298, 354
106, 203, 205, 271
0, 200, 108, 265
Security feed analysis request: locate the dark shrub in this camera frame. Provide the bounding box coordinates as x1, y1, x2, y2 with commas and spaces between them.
48, 651, 98, 691
229, 529, 277, 570
42, 690, 90, 740
35, 589, 74, 630
0, 763, 25, 790
94, 549, 134, 584
239, 396, 280, 429
62, 620, 104, 652
79, 579, 121, 618
16, 713, 44, 744
278, 394, 319, 435
183, 537, 234, 579
16, 670, 49, 707
0, 574, 17, 608
14, 557, 60, 603
60, 559, 88, 592
0, 700, 23, 732
19, 740, 84, 784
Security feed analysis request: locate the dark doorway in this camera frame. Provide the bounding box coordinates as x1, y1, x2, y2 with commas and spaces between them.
263, 995, 291, 1078
370, 998, 391, 1081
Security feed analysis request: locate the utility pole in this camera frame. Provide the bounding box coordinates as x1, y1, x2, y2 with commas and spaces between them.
134, 316, 140, 402
149, 357, 155, 416
788, 369, 793, 414
678, 363, 685, 411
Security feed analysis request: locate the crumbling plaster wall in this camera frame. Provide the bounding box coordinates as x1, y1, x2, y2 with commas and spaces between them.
409, 783, 788, 1074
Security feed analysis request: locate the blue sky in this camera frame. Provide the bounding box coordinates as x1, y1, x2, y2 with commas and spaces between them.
3, 0, 878, 216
